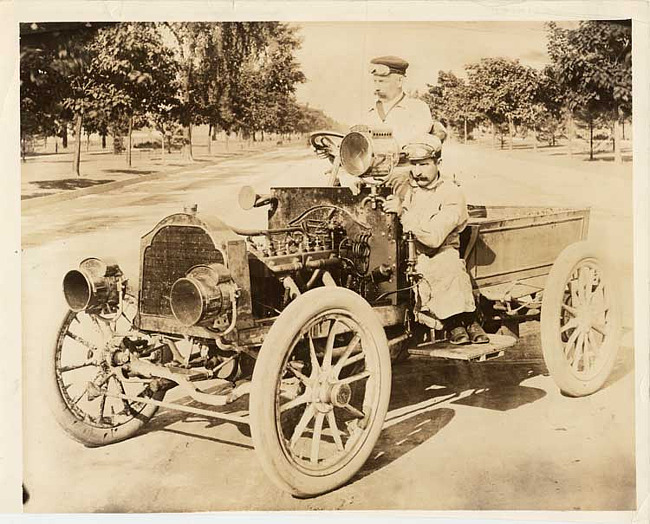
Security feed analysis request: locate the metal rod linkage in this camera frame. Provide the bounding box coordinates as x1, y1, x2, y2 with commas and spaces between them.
105, 390, 250, 425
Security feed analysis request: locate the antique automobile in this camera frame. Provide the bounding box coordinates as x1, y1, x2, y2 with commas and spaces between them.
47, 125, 621, 498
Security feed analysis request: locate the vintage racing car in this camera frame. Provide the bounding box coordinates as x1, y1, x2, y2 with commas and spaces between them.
47, 126, 621, 497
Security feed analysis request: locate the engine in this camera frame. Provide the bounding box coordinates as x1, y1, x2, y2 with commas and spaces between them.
61, 187, 403, 344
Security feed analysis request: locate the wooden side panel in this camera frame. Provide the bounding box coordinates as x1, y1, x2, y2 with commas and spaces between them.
469, 210, 589, 288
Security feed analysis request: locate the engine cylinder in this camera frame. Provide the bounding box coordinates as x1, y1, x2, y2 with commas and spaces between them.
170, 263, 233, 327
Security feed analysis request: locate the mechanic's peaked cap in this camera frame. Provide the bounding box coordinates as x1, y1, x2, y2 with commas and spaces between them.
370, 55, 409, 75
404, 134, 443, 161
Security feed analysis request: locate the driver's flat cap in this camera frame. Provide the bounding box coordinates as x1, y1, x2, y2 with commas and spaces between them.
370, 55, 409, 75
404, 134, 443, 161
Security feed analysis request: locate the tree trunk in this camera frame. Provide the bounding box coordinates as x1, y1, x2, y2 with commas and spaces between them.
491, 121, 496, 149
207, 124, 212, 155
507, 116, 514, 151
567, 113, 574, 158
101, 133, 106, 149
589, 119, 594, 161
532, 126, 537, 152
622, 119, 626, 140
126, 115, 133, 167
160, 130, 166, 164
55, 136, 58, 154
614, 118, 622, 164
182, 124, 194, 161
21, 133, 26, 163
62, 126, 68, 149
72, 113, 83, 176
463, 118, 467, 144
86, 131, 90, 152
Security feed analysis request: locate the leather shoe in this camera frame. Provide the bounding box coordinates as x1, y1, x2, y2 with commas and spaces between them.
449, 326, 470, 345
467, 321, 489, 344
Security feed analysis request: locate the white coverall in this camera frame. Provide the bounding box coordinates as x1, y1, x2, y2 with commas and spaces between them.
399, 176, 476, 328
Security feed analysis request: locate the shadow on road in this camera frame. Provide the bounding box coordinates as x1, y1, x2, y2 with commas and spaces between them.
104, 169, 155, 175
134, 334, 634, 489
32, 178, 113, 191
158, 427, 254, 450
355, 408, 456, 482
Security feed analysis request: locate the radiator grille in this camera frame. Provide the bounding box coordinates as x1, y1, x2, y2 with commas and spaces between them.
140, 225, 224, 317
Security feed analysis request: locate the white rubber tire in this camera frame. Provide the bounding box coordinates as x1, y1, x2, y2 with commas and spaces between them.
541, 242, 621, 397
250, 287, 391, 497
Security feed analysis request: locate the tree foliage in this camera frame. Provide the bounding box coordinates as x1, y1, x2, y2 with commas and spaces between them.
547, 21, 632, 118
20, 22, 332, 169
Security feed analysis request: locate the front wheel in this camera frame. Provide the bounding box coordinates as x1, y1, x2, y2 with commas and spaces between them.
541, 242, 622, 397
250, 287, 391, 497
45, 296, 164, 447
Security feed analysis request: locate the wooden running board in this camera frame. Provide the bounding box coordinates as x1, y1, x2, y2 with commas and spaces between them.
407, 334, 517, 362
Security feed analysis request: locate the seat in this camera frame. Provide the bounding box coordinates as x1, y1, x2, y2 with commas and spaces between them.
459, 224, 480, 262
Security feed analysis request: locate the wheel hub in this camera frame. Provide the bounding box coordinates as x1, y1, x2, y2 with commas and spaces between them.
330, 383, 352, 408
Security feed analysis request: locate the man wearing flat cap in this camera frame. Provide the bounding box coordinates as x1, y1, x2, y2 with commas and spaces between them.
383, 134, 489, 345
338, 55, 447, 194
364, 55, 446, 146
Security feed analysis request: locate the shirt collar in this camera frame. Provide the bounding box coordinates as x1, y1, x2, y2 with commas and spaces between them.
370, 90, 406, 113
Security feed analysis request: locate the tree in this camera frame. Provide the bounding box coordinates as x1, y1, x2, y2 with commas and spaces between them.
162, 22, 278, 159
195, 22, 276, 147
530, 65, 566, 148
20, 23, 106, 167
227, 23, 305, 140
49, 27, 105, 175
465, 58, 540, 150
89, 23, 178, 167
423, 71, 482, 143
547, 21, 632, 163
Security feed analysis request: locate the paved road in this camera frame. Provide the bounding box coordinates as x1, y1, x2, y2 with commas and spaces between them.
21, 143, 636, 512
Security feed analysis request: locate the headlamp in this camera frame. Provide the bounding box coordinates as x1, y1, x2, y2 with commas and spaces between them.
339, 126, 399, 177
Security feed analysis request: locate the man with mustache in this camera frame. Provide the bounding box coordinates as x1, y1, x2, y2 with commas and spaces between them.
383, 134, 489, 345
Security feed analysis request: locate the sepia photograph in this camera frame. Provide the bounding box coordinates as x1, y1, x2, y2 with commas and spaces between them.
8, 6, 645, 517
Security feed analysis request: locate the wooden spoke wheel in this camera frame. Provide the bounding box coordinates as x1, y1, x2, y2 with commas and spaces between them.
45, 296, 164, 446
541, 242, 622, 397
250, 287, 391, 497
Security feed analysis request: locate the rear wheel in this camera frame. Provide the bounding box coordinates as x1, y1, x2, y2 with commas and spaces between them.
250, 287, 391, 497
46, 296, 164, 446
541, 242, 621, 397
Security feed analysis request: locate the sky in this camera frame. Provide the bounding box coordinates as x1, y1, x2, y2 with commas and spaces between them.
293, 21, 562, 126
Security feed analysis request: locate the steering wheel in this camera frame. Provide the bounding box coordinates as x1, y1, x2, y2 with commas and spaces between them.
309, 131, 345, 164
